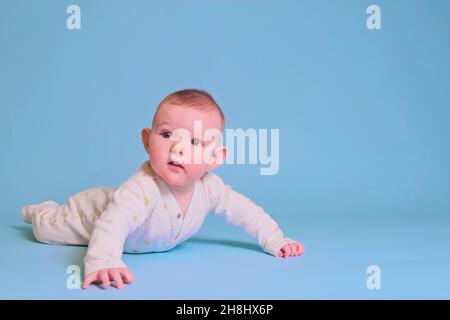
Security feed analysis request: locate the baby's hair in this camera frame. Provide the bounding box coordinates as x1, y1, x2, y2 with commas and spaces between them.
153, 89, 225, 130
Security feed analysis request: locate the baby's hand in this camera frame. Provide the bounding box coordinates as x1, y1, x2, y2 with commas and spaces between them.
278, 242, 304, 258
82, 267, 134, 289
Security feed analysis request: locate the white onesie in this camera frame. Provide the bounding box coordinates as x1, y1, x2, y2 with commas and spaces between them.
22, 161, 294, 276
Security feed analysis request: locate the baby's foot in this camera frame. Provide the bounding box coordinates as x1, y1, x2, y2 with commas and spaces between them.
21, 201, 59, 224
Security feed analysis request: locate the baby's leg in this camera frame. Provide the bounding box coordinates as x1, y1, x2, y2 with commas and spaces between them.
21, 188, 114, 246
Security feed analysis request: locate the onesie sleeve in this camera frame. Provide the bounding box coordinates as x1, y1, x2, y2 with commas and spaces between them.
203, 172, 296, 257
84, 166, 157, 277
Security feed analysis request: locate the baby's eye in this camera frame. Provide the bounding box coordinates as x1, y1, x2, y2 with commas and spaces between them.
191, 138, 202, 146
161, 131, 172, 139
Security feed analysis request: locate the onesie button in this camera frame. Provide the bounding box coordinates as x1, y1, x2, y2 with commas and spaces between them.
177, 213, 182, 219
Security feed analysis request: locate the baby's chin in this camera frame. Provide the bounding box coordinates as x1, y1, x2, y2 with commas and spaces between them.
159, 170, 193, 188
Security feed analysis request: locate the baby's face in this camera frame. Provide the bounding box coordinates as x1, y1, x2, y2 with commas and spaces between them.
143, 103, 224, 188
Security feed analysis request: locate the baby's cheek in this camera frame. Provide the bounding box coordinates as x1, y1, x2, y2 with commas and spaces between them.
186, 163, 209, 178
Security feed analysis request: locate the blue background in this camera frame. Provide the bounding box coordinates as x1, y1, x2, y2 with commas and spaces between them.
1, 0, 449, 299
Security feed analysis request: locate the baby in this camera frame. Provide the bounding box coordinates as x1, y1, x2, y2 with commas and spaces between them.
21, 89, 304, 289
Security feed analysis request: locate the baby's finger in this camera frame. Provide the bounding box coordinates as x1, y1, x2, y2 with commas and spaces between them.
298, 243, 304, 255
293, 243, 300, 255
110, 269, 124, 289
120, 269, 134, 284
99, 270, 111, 289
283, 245, 292, 257
289, 244, 296, 256
82, 272, 97, 289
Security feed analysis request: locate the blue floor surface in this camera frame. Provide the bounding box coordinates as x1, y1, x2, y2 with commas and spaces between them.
2, 213, 449, 299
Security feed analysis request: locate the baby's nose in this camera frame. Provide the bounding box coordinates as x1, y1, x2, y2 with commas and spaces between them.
171, 139, 185, 155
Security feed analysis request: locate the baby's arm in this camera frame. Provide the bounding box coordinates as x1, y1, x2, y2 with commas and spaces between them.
83, 174, 155, 289
204, 173, 304, 258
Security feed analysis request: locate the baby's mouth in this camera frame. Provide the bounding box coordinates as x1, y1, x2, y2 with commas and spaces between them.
168, 160, 184, 170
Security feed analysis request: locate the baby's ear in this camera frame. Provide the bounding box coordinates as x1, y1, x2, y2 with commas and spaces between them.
141, 128, 151, 153
209, 146, 227, 170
